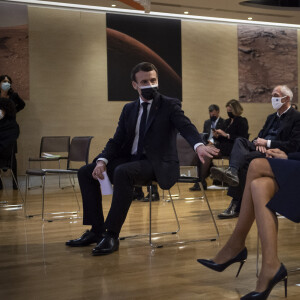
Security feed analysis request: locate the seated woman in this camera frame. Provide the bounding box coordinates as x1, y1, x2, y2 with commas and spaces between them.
195, 99, 249, 190
197, 148, 300, 299
0, 98, 20, 189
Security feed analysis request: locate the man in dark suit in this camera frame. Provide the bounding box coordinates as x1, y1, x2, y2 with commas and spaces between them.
211, 85, 300, 219
190, 104, 224, 191
66, 62, 219, 255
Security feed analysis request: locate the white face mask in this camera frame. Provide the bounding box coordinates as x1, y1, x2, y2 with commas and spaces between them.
271, 96, 286, 110
0, 110, 4, 120
1, 82, 11, 91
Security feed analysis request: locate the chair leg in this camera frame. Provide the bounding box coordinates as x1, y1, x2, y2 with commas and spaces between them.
199, 182, 219, 240
41, 175, 46, 221
10, 170, 24, 204
120, 185, 180, 242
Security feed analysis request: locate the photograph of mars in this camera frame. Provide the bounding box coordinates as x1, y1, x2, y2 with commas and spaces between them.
238, 25, 298, 103
0, 3, 29, 101
106, 14, 182, 101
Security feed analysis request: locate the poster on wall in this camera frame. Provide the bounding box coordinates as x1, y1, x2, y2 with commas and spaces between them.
238, 25, 298, 103
106, 13, 182, 101
0, 3, 29, 101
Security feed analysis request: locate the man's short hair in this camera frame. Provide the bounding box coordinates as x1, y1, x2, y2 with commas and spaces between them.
208, 104, 220, 112
130, 62, 158, 82
279, 85, 293, 102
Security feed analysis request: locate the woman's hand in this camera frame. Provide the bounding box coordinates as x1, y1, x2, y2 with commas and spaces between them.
215, 129, 227, 137
266, 148, 288, 159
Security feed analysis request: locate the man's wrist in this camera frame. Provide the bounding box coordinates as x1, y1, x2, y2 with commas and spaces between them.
194, 142, 204, 152
97, 158, 108, 165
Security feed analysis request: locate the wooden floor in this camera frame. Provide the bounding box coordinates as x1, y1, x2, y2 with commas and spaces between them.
0, 175, 299, 300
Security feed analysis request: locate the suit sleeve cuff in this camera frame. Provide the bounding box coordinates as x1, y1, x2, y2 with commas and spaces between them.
97, 158, 108, 165
267, 140, 271, 148
194, 143, 204, 151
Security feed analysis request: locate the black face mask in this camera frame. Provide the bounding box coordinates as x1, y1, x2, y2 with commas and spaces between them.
140, 86, 158, 100
210, 116, 217, 122
227, 112, 235, 119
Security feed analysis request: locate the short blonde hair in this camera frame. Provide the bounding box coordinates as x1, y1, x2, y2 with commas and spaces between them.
226, 99, 243, 117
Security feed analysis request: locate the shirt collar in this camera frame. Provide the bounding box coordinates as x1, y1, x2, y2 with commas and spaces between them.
277, 105, 291, 117
139, 97, 153, 105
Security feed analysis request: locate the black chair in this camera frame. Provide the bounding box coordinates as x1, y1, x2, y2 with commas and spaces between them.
121, 135, 219, 248
175, 134, 220, 242
120, 181, 180, 248
0, 142, 24, 206
28, 136, 70, 189
24, 136, 93, 221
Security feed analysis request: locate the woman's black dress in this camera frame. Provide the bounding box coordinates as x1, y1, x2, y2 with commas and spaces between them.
266, 152, 300, 223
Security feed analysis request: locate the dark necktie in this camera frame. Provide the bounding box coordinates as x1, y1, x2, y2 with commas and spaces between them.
137, 102, 149, 158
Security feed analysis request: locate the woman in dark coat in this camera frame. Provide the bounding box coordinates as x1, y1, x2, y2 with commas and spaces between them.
213, 99, 249, 156
197, 148, 300, 299
198, 99, 249, 188
0, 99, 20, 189
0, 75, 25, 189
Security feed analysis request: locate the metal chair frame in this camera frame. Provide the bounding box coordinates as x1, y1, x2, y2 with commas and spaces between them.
28, 136, 70, 189
24, 136, 93, 221
120, 181, 219, 248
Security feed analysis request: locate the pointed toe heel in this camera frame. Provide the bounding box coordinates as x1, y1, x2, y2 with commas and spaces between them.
197, 247, 247, 277
240, 263, 288, 300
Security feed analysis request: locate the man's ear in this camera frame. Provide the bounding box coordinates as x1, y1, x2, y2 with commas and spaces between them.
132, 81, 138, 90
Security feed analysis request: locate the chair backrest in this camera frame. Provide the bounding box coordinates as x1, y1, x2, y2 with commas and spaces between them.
176, 134, 199, 167
67, 136, 93, 169
39, 136, 70, 157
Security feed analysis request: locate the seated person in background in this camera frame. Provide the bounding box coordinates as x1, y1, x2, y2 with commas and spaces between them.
197, 148, 300, 299
190, 104, 225, 191
211, 85, 300, 219
190, 100, 248, 191
0, 98, 20, 190
132, 184, 160, 202
291, 103, 298, 110
66, 62, 219, 255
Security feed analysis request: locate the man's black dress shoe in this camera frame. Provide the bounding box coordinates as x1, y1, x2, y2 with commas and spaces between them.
66, 230, 102, 247
133, 187, 144, 201
0, 179, 3, 190
210, 167, 239, 187
189, 182, 201, 191
139, 192, 160, 202
218, 200, 240, 219
92, 234, 119, 255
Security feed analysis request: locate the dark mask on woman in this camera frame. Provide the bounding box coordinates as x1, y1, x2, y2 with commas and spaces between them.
227, 112, 235, 119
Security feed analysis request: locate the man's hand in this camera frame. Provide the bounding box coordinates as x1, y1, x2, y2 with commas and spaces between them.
196, 145, 220, 164
256, 145, 267, 153
92, 160, 107, 180
266, 148, 288, 159
253, 137, 267, 147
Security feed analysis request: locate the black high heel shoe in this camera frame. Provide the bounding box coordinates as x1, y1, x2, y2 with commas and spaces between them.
240, 263, 287, 300
197, 247, 247, 277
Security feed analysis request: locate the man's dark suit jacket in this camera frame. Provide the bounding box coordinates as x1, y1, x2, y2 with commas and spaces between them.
203, 117, 225, 135
256, 108, 300, 153
95, 93, 203, 190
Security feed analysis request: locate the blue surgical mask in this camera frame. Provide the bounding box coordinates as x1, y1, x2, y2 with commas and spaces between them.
1, 82, 11, 91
